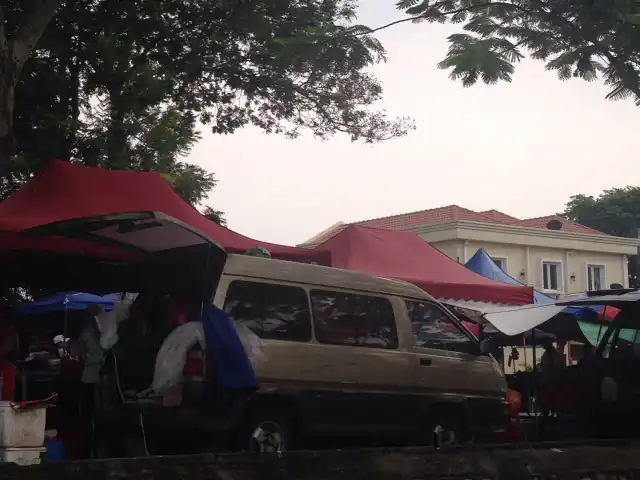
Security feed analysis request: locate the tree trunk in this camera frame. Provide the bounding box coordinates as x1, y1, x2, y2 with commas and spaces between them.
107, 89, 129, 170
0, 70, 17, 168
0, 0, 62, 170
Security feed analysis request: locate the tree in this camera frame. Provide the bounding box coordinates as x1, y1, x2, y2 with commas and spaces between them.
393, 0, 640, 104
562, 187, 640, 287
4, 0, 412, 220
0, 1, 61, 165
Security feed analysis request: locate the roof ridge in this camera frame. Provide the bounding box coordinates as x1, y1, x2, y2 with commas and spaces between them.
351, 204, 461, 226
516, 214, 607, 235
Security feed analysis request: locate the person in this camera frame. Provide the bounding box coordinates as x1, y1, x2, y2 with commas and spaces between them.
555, 339, 567, 366
540, 340, 558, 371
0, 312, 18, 401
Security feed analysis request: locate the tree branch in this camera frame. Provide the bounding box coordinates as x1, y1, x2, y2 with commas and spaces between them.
360, 2, 533, 36
11, 0, 61, 69
0, 4, 6, 55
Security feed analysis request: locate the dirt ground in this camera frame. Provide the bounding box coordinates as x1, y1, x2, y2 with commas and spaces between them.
1, 442, 640, 480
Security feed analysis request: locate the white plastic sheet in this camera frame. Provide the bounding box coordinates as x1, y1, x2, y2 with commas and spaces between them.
232, 320, 266, 370
152, 322, 205, 393
97, 295, 135, 350
483, 304, 567, 336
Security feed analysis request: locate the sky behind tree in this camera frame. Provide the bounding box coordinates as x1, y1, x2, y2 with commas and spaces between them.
186, 2, 640, 246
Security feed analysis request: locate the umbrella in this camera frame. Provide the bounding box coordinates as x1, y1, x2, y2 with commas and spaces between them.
14, 292, 118, 317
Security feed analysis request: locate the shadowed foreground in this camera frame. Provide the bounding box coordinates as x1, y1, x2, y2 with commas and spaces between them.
0, 443, 639, 480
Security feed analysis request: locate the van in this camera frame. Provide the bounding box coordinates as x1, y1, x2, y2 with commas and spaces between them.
212, 254, 508, 452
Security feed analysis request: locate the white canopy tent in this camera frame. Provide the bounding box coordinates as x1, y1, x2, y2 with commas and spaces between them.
444, 289, 640, 338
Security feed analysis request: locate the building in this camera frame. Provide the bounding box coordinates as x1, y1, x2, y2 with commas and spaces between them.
300, 205, 640, 295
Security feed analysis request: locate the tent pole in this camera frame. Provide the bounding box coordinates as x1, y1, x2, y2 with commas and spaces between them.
531, 328, 539, 439
63, 295, 69, 355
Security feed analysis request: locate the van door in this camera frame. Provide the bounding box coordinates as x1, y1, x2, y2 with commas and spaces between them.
306, 289, 417, 436
25, 211, 227, 293
404, 299, 505, 425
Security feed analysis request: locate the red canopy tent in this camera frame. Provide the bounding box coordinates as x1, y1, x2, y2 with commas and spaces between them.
315, 225, 533, 305
0, 160, 329, 264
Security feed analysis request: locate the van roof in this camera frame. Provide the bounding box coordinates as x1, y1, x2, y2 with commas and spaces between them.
223, 254, 437, 300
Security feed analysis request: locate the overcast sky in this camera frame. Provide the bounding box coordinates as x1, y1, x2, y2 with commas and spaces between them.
186, 2, 640, 246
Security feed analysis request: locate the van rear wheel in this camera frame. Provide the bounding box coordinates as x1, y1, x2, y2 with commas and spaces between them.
236, 407, 293, 454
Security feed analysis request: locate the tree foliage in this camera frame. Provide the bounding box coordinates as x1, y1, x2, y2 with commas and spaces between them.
394, 0, 640, 104
563, 187, 640, 287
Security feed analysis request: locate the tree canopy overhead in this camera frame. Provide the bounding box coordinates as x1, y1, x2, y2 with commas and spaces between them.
393, 0, 640, 104
0, 0, 413, 224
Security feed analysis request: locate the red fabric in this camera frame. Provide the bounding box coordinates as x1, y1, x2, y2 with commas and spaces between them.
463, 322, 480, 336
0, 160, 329, 265
0, 359, 16, 401
0, 231, 130, 259
600, 305, 621, 321
315, 225, 533, 305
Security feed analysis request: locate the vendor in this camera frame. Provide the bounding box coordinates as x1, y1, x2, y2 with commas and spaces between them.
0, 311, 17, 401
539, 339, 567, 371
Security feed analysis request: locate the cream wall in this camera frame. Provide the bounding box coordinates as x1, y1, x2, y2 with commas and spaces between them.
430, 240, 463, 262
565, 251, 628, 293
426, 237, 630, 294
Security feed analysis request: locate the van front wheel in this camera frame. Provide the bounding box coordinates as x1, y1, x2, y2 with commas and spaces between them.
236, 408, 293, 454
420, 408, 468, 448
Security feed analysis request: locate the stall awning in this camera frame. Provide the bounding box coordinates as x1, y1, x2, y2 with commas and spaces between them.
0, 160, 329, 264
315, 225, 533, 305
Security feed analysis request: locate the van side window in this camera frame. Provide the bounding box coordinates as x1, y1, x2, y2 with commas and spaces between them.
310, 290, 398, 349
405, 300, 474, 354
223, 280, 312, 342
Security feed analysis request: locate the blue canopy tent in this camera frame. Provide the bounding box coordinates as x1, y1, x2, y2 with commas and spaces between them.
14, 292, 119, 317
465, 249, 554, 305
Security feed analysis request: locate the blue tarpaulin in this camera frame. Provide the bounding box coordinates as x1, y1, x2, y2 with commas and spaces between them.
14, 292, 120, 317
201, 303, 258, 391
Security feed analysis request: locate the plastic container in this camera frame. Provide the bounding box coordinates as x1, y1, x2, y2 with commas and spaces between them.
0, 402, 46, 447
43, 438, 64, 462
0, 447, 46, 466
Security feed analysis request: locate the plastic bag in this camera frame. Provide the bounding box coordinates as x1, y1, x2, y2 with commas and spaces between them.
97, 294, 135, 350
232, 320, 266, 369
152, 322, 205, 393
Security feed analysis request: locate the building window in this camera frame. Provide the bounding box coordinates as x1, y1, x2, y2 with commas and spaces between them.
310, 290, 398, 349
491, 257, 507, 272
587, 265, 605, 291
223, 280, 312, 342
542, 261, 562, 291
405, 300, 475, 354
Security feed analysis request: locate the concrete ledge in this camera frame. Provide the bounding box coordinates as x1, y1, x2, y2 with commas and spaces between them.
2, 444, 640, 480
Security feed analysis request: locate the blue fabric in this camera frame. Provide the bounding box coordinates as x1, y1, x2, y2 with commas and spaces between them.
14, 292, 118, 317
465, 249, 555, 305
201, 303, 258, 391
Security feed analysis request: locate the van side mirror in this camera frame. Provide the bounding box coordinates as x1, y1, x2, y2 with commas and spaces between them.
478, 337, 495, 356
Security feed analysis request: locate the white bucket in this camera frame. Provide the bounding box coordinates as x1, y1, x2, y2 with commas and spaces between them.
0, 447, 45, 465
0, 403, 46, 447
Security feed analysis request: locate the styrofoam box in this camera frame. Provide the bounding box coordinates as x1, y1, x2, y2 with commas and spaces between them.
0, 403, 46, 447
0, 447, 45, 466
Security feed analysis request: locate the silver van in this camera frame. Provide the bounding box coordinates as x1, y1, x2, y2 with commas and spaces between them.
214, 254, 508, 452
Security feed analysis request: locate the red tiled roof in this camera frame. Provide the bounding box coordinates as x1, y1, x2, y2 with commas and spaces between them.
300, 205, 609, 247
479, 209, 520, 223
512, 215, 606, 236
